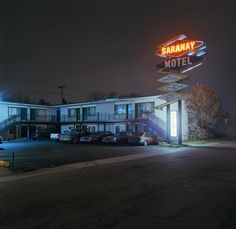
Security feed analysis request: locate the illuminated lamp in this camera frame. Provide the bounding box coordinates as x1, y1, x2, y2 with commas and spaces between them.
170, 111, 177, 137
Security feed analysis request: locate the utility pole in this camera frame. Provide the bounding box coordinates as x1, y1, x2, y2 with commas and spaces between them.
58, 85, 66, 104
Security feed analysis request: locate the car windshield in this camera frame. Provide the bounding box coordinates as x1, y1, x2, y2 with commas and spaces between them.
134, 133, 144, 136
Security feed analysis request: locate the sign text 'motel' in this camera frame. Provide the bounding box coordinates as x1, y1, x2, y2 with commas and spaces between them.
165, 56, 192, 68
156, 56, 203, 71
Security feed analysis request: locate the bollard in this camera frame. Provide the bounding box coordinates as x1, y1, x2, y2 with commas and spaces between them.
12, 151, 15, 169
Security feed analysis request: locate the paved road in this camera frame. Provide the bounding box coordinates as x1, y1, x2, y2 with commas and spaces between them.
1, 142, 236, 228
0, 141, 183, 170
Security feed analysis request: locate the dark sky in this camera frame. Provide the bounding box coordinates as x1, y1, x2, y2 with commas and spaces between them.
1, 0, 236, 114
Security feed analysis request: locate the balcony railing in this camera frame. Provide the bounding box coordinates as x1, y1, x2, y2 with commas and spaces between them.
60, 111, 154, 123
2, 112, 158, 124
5, 115, 57, 123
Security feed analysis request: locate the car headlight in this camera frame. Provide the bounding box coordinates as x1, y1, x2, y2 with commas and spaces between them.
113, 137, 117, 142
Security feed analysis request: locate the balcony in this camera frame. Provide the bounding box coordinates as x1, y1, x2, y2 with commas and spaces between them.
7, 115, 57, 123
60, 111, 154, 123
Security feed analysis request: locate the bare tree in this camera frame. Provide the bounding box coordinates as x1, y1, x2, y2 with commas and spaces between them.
186, 83, 227, 139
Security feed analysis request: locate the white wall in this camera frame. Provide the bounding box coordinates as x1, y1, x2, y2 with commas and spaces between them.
0, 103, 9, 122
96, 102, 114, 114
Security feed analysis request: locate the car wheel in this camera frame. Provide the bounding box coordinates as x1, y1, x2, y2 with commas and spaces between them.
143, 140, 148, 146
71, 138, 78, 144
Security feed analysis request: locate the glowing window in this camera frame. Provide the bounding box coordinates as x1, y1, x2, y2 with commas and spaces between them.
171, 111, 177, 137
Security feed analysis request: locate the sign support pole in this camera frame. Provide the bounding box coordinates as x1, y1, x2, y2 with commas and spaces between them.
166, 104, 171, 143
178, 100, 182, 145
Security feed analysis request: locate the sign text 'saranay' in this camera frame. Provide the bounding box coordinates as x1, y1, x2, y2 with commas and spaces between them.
156, 39, 204, 58
162, 41, 195, 56
165, 56, 192, 69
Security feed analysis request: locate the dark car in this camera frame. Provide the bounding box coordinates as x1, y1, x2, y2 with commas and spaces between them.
0, 135, 3, 144
102, 132, 128, 144
70, 131, 91, 144
30, 130, 50, 140
80, 131, 113, 143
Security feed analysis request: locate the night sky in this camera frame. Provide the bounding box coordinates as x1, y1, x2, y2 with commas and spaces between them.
1, 0, 236, 114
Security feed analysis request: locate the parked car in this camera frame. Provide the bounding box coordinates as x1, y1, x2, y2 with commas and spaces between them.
0, 135, 3, 144
30, 130, 50, 140
59, 130, 92, 144
128, 132, 159, 146
58, 132, 71, 143
70, 131, 91, 144
50, 133, 60, 141
80, 131, 113, 143
102, 132, 128, 144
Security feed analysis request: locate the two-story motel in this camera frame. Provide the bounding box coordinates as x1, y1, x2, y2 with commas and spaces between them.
0, 95, 188, 141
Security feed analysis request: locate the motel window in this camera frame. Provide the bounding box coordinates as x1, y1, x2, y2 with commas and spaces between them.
36, 109, 47, 117
68, 108, 80, 120
68, 109, 76, 117
8, 107, 20, 116
114, 104, 126, 115
87, 107, 96, 116
30, 109, 47, 120
82, 107, 96, 121
135, 102, 154, 118
115, 125, 126, 134
114, 104, 132, 119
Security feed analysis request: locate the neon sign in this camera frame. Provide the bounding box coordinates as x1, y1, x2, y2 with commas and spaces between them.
156, 39, 203, 58
155, 34, 206, 110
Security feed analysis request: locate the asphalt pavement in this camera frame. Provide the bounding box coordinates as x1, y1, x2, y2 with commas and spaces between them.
0, 140, 183, 170
1, 141, 236, 228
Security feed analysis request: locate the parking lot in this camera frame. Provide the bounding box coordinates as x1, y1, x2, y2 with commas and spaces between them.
0, 140, 185, 171
1, 141, 236, 228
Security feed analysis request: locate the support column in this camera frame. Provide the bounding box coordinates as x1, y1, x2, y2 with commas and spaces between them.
27, 124, 30, 140
166, 104, 171, 143
178, 100, 182, 145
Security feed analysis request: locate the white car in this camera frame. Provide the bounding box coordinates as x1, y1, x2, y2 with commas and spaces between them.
128, 132, 159, 146
50, 133, 60, 141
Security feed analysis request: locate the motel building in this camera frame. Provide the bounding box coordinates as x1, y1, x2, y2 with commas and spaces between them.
0, 95, 188, 142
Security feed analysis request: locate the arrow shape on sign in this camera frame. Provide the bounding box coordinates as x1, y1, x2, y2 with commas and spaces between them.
158, 74, 188, 84
159, 83, 188, 92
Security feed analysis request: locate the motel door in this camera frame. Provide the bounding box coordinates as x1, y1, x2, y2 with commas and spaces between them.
21, 108, 28, 121
56, 110, 60, 122
20, 126, 28, 139
29, 125, 36, 137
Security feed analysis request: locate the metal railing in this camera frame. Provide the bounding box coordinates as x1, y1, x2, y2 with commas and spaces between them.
0, 115, 18, 131
0, 115, 57, 129
143, 113, 167, 140
60, 111, 153, 123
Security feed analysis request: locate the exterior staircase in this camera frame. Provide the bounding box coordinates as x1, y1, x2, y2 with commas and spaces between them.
143, 113, 167, 141
0, 115, 18, 132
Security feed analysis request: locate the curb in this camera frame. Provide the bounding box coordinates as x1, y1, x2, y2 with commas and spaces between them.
0, 160, 10, 167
